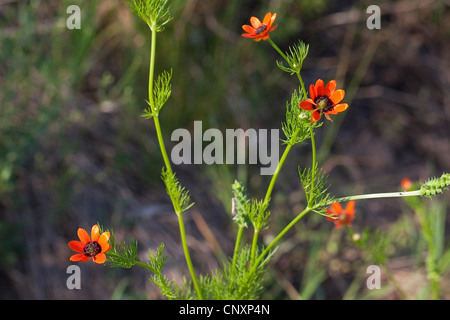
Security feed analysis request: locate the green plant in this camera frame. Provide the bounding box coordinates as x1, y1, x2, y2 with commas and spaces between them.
67, 0, 450, 300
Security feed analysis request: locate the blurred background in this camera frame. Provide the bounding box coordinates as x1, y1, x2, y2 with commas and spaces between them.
1, 0, 449, 299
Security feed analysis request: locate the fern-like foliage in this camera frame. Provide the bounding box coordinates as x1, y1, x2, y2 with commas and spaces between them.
281, 90, 319, 145
161, 168, 194, 215
127, 0, 173, 31
276, 40, 309, 75
104, 227, 139, 269
299, 165, 334, 213
148, 243, 178, 299
142, 70, 172, 118
193, 246, 272, 300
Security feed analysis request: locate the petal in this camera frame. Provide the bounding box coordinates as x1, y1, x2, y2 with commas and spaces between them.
242, 24, 256, 33
68, 240, 85, 253
299, 99, 315, 111
345, 200, 355, 215
333, 103, 349, 113
93, 253, 107, 264
262, 12, 272, 26
77, 228, 90, 244
330, 89, 345, 104
324, 80, 337, 96
311, 110, 321, 123
269, 24, 278, 32
269, 13, 277, 28
330, 202, 343, 214
309, 84, 316, 100
98, 233, 111, 253
250, 16, 262, 28
91, 225, 100, 242
315, 79, 324, 96
242, 33, 257, 38
70, 253, 90, 262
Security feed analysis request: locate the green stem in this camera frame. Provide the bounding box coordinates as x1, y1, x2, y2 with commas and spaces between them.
135, 260, 157, 274
264, 139, 295, 203
148, 29, 156, 111
267, 38, 288, 61
178, 213, 203, 300
153, 114, 173, 174
250, 229, 260, 266
147, 28, 202, 300
330, 190, 422, 204
148, 29, 172, 174
251, 207, 311, 273
257, 132, 298, 269
232, 226, 245, 268
308, 127, 317, 205
296, 72, 307, 98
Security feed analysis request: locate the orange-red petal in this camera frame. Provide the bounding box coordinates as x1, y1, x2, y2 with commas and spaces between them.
333, 103, 349, 113
330, 202, 343, 214
77, 228, 90, 244
311, 110, 321, 123
262, 12, 272, 26
345, 200, 355, 216
242, 25, 256, 34
269, 13, 277, 28
324, 80, 337, 96
91, 225, 100, 242
299, 99, 315, 111
250, 16, 262, 28
98, 233, 111, 253
309, 84, 316, 100
68, 240, 85, 253
330, 89, 345, 104
314, 79, 324, 97
93, 252, 107, 264
70, 253, 90, 262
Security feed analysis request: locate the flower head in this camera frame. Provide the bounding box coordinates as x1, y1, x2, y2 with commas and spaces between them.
299, 79, 349, 123
326, 201, 355, 229
241, 12, 277, 42
401, 178, 413, 191
68, 225, 111, 264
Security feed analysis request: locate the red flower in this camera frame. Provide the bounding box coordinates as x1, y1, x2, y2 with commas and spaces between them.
241, 12, 277, 41
299, 79, 349, 123
68, 225, 111, 264
401, 178, 413, 191
326, 201, 355, 229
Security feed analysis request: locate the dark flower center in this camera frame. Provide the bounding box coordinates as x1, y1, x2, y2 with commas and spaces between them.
84, 241, 101, 257
255, 24, 267, 35
314, 96, 334, 113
